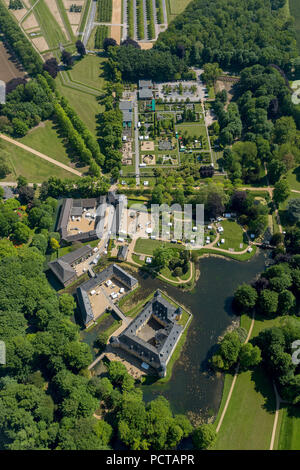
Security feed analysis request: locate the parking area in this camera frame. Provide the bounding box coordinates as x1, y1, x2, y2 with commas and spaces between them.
156, 80, 208, 102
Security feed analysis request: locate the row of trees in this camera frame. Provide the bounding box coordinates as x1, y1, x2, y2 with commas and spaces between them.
0, 3, 43, 75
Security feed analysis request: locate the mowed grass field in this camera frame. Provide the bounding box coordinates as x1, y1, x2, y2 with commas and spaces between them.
20, 121, 73, 166
0, 139, 79, 183
166, 0, 193, 22
55, 83, 101, 135
220, 219, 246, 251
56, 55, 107, 135
286, 166, 300, 191
69, 55, 108, 90
278, 405, 300, 450
214, 367, 276, 450
30, 0, 68, 49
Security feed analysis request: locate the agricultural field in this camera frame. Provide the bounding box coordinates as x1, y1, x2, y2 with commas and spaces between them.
97, 0, 112, 22
0, 138, 79, 182
0, 40, 25, 83
28, 0, 68, 50
94, 25, 109, 49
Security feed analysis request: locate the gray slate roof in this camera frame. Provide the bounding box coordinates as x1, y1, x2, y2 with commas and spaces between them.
113, 290, 183, 372
139, 80, 153, 88
77, 263, 138, 326
139, 88, 153, 99
48, 245, 93, 286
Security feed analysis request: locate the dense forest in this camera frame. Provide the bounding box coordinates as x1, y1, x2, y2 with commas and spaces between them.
155, 0, 298, 70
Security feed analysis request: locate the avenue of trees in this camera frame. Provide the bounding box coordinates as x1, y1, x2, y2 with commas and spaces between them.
0, 3, 43, 75
154, 0, 298, 70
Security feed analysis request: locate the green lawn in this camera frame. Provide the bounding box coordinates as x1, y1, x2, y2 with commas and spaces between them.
286, 166, 300, 191
56, 80, 102, 135
30, 0, 68, 49
175, 123, 207, 138
0, 139, 78, 183
56, 56, 107, 135
278, 405, 300, 450
134, 237, 181, 255
69, 55, 108, 91
19, 121, 74, 166
219, 219, 246, 251
214, 367, 276, 450
166, 0, 193, 21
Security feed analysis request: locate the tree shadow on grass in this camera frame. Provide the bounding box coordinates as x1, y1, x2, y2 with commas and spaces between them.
52, 121, 89, 170
292, 165, 300, 184
251, 366, 276, 414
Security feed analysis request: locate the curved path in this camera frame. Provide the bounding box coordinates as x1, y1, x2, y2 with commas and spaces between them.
0, 134, 83, 177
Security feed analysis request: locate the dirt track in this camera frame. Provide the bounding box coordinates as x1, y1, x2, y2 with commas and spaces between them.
0, 134, 82, 177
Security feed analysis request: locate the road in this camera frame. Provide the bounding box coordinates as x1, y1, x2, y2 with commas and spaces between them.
0, 134, 83, 177
133, 92, 140, 185
82, 0, 97, 46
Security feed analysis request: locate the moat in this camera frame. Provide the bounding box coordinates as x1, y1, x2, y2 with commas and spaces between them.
81, 250, 269, 423
129, 251, 268, 422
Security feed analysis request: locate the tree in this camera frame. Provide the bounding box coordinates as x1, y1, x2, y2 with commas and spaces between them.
219, 331, 241, 369
43, 58, 59, 78
239, 343, 261, 370
233, 284, 258, 312
258, 289, 278, 316
50, 237, 60, 252
61, 50, 74, 68
75, 40, 86, 56
287, 198, 300, 223
202, 63, 222, 86
59, 293, 76, 316
12, 118, 28, 136
12, 222, 31, 244
18, 185, 35, 205
94, 420, 113, 446
278, 290, 295, 315
63, 341, 93, 371
103, 37, 117, 51
192, 424, 217, 449
273, 179, 290, 205
0, 156, 11, 178
273, 116, 297, 145
153, 245, 173, 269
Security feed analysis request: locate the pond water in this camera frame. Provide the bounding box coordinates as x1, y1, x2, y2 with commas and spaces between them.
125, 251, 269, 422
